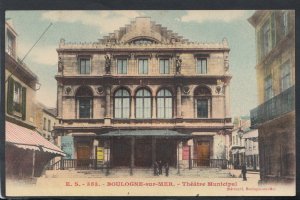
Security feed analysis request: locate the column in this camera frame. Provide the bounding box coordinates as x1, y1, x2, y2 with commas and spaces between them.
152, 137, 156, 166
176, 86, 182, 118
57, 83, 63, 119
130, 97, 135, 119
130, 137, 135, 175
104, 86, 111, 125
152, 96, 156, 119
32, 150, 36, 177
224, 83, 231, 118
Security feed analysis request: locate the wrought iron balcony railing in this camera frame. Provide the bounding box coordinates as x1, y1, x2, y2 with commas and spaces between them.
250, 85, 295, 127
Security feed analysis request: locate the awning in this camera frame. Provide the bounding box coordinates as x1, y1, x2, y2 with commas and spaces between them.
99, 130, 191, 138
6, 121, 65, 156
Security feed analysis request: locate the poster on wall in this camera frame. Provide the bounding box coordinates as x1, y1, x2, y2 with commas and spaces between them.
61, 136, 74, 159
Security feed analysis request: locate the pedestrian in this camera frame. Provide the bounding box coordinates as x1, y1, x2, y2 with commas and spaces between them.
153, 161, 159, 176
241, 163, 247, 181
158, 160, 163, 175
164, 162, 169, 177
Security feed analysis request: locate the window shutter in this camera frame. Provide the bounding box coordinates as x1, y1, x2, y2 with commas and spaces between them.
271, 12, 276, 48
7, 77, 14, 114
21, 87, 26, 120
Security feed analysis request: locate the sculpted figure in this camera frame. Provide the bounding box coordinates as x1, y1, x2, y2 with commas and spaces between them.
105, 54, 111, 74
175, 56, 182, 74
58, 56, 63, 72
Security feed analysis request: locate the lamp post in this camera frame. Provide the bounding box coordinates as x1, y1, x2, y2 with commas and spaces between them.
237, 129, 245, 166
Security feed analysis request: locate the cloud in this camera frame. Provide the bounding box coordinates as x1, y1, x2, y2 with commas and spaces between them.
41, 10, 143, 33
181, 10, 247, 23
17, 41, 57, 66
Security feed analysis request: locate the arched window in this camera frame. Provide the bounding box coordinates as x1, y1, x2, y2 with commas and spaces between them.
157, 89, 172, 118
136, 89, 151, 118
76, 86, 93, 118
194, 86, 211, 118
114, 89, 130, 118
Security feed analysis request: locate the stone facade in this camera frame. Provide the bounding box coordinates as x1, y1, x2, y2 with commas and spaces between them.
54, 17, 233, 169
249, 10, 295, 183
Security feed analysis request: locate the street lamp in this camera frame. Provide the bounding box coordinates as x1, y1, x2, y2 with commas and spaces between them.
237, 129, 245, 166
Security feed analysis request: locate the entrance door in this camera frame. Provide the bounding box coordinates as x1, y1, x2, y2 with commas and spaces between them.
112, 138, 130, 167
135, 139, 152, 167
77, 144, 91, 168
196, 141, 210, 166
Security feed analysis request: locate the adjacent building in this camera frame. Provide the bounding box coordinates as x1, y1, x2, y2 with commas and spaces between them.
35, 102, 58, 142
53, 17, 233, 172
5, 20, 65, 178
248, 10, 295, 183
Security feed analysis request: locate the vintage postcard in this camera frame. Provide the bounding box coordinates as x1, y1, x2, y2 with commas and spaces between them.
3, 9, 295, 197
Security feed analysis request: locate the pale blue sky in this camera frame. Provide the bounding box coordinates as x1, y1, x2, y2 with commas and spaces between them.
6, 10, 256, 117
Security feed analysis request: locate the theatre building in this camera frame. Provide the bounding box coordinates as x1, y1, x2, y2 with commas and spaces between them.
53, 17, 233, 171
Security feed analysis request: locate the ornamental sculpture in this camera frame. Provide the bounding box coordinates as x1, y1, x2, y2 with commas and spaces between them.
175, 56, 182, 74
58, 56, 64, 72
104, 54, 111, 74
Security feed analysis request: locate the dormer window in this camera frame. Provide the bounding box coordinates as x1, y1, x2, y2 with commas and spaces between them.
130, 38, 156, 45
6, 31, 16, 57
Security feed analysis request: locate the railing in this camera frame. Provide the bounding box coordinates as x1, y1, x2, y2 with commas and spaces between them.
210, 159, 228, 169
191, 159, 228, 169
47, 159, 109, 170
250, 85, 295, 127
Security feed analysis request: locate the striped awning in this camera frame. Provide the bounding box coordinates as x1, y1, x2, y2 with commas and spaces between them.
6, 121, 65, 156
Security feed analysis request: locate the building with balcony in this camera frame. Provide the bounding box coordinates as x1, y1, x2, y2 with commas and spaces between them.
5, 20, 65, 179
248, 10, 295, 183
53, 17, 233, 172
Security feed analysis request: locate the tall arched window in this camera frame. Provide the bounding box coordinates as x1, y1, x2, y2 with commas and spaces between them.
136, 89, 151, 118
157, 89, 172, 118
114, 89, 130, 118
194, 86, 211, 118
76, 86, 93, 118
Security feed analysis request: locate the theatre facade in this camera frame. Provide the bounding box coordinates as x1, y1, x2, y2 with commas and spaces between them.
53, 17, 233, 170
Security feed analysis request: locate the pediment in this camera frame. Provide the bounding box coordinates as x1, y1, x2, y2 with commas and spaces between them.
99, 17, 189, 44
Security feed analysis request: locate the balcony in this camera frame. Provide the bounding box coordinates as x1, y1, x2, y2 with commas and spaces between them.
250, 85, 295, 127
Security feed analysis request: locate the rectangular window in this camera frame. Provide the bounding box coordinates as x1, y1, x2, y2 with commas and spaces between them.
117, 59, 127, 74
48, 119, 51, 131
197, 99, 208, 118
233, 136, 235, 145
264, 75, 273, 101
13, 82, 22, 113
138, 59, 148, 74
79, 99, 91, 118
196, 58, 207, 74
7, 31, 15, 57
281, 60, 291, 91
262, 21, 271, 56
282, 11, 289, 36
79, 58, 90, 74
159, 59, 169, 74
43, 118, 46, 130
